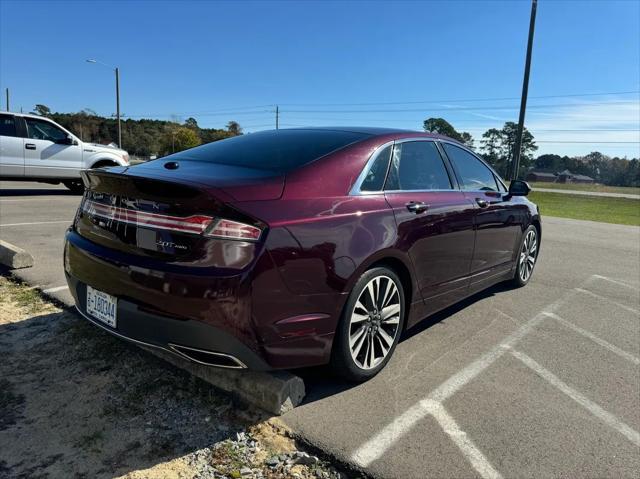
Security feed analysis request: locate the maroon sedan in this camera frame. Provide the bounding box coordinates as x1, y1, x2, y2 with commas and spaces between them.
64, 128, 540, 381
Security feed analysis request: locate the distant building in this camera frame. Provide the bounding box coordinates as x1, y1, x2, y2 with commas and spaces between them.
557, 169, 595, 184
526, 171, 558, 183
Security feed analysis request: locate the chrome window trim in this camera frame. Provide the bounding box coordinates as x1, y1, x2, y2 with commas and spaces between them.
383, 188, 461, 194
437, 139, 509, 192
350, 137, 457, 196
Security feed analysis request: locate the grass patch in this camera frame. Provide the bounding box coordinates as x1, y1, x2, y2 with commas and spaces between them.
529, 191, 640, 226
531, 182, 640, 195
0, 277, 57, 315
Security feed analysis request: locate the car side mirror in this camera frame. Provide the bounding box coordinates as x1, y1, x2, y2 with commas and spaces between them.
508, 179, 531, 196
55, 136, 75, 145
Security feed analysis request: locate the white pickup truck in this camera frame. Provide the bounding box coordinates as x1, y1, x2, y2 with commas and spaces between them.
0, 112, 130, 193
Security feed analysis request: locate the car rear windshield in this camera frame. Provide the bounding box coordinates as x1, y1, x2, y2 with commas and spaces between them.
167, 129, 369, 173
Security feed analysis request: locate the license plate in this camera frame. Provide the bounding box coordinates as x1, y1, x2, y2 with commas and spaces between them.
86, 285, 117, 328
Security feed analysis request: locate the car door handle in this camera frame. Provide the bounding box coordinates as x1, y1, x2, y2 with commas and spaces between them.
405, 201, 429, 214
475, 198, 489, 208
25, 143, 36, 150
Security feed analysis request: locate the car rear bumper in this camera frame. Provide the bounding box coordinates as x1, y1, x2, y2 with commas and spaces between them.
64, 228, 342, 370
67, 274, 270, 370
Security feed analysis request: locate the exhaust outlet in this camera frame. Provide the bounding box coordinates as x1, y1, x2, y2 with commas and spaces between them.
168, 344, 247, 369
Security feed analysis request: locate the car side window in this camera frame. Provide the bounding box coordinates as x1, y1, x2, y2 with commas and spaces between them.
25, 118, 67, 142
360, 145, 392, 192
385, 141, 452, 191
0, 114, 17, 137
443, 143, 498, 192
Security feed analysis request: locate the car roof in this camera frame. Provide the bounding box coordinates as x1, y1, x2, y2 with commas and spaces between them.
284, 126, 422, 136
3, 111, 52, 121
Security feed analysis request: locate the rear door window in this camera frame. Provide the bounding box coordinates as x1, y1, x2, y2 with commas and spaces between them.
385, 141, 452, 191
0, 114, 17, 137
360, 145, 392, 192
442, 143, 498, 192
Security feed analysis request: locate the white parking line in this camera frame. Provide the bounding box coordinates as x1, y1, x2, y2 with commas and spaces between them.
0, 220, 71, 227
427, 400, 503, 479
543, 312, 640, 365
351, 277, 593, 475
593, 274, 640, 291
0, 197, 77, 203
42, 285, 69, 294
575, 288, 640, 315
510, 349, 640, 447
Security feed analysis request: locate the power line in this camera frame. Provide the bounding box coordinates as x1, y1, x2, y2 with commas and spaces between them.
280, 100, 636, 115
124, 104, 275, 118
277, 90, 639, 107
119, 89, 639, 119
278, 114, 640, 123
535, 141, 640, 144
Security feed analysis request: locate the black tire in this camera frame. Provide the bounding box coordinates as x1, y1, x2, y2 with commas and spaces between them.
330, 267, 406, 382
510, 225, 539, 287
63, 180, 85, 195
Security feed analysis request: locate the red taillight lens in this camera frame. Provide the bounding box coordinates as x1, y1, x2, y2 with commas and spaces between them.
204, 219, 262, 241
82, 199, 261, 240
82, 199, 214, 234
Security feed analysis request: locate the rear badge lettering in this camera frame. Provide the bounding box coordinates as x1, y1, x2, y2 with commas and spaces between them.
156, 240, 188, 250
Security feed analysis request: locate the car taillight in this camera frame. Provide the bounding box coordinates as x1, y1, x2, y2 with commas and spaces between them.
82, 199, 214, 234
81, 199, 261, 240
204, 219, 262, 241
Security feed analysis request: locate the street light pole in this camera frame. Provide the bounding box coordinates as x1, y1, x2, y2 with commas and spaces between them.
86, 59, 122, 148
115, 67, 121, 147
511, 0, 537, 180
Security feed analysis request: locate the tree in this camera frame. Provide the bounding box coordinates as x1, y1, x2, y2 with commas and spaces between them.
161, 127, 201, 155
423, 117, 473, 146
185, 117, 199, 130
226, 121, 242, 136
32, 104, 51, 116
460, 132, 474, 149
479, 122, 537, 178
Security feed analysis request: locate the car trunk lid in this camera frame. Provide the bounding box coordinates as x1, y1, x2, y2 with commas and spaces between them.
75, 167, 268, 268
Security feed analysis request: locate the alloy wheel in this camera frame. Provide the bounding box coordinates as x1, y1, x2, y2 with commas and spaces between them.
348, 275, 401, 370
519, 229, 538, 282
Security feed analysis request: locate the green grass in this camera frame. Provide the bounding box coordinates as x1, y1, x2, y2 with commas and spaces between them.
529, 191, 640, 226
531, 182, 640, 195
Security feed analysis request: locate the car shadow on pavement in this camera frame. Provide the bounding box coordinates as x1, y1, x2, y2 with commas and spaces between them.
296, 281, 516, 404
0, 308, 258, 478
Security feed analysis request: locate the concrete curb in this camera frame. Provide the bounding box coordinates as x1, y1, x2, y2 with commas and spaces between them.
142, 346, 306, 416
0, 240, 34, 269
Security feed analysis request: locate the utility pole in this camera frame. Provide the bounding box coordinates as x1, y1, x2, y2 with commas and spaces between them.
511, 0, 537, 180
86, 59, 122, 148
115, 67, 121, 148
5, 88, 9, 111
275, 105, 279, 130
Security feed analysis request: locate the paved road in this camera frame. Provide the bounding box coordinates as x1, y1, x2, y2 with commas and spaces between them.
533, 187, 640, 199
1, 181, 639, 478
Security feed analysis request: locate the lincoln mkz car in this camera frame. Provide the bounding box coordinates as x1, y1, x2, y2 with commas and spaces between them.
64, 128, 540, 381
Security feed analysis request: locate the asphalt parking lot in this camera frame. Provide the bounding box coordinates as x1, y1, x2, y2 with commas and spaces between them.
1, 181, 639, 478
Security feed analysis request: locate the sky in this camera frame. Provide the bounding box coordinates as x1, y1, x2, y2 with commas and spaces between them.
1, 0, 639, 157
